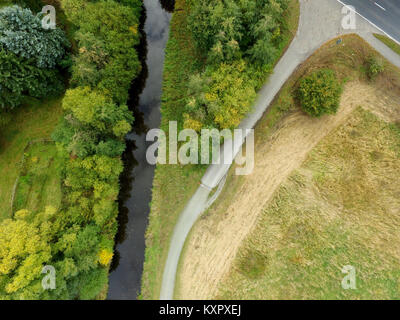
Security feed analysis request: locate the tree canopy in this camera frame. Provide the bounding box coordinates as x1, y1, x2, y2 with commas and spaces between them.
0, 5, 69, 69
183, 0, 289, 131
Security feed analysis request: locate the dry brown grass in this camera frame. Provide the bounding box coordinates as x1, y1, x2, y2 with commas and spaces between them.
217, 107, 400, 299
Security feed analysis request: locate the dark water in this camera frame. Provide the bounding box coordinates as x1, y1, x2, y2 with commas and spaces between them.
107, 0, 172, 300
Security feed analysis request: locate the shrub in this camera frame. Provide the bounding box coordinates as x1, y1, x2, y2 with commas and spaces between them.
367, 56, 385, 80
297, 69, 343, 117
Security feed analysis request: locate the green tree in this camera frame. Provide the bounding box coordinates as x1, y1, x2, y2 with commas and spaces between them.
188, 0, 288, 66
184, 60, 257, 130
0, 207, 58, 299
0, 5, 69, 68
0, 49, 63, 110
62, 0, 142, 103
71, 31, 109, 87
53, 87, 133, 158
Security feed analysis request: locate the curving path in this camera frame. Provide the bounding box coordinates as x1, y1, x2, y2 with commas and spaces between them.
159, 0, 400, 300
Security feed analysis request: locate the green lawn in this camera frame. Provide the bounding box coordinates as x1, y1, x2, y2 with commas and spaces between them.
0, 98, 63, 220
13, 141, 63, 214
374, 33, 400, 56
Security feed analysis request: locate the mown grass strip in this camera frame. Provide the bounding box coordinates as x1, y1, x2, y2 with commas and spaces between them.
374, 33, 400, 56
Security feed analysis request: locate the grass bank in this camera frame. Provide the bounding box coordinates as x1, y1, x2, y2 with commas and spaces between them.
141, 0, 300, 299
176, 34, 400, 299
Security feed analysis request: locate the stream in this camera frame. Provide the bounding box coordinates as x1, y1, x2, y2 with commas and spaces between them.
107, 0, 172, 300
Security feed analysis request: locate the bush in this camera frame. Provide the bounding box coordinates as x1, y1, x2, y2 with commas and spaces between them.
367, 56, 385, 80
297, 69, 342, 117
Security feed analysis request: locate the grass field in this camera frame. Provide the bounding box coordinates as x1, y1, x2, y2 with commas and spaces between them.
0, 98, 63, 220
217, 107, 400, 299
141, 0, 300, 299
13, 141, 63, 214
374, 33, 400, 56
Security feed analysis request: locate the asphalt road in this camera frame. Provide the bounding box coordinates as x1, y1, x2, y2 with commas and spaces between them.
339, 0, 400, 43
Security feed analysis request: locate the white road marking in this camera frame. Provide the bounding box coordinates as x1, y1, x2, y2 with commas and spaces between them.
374, 2, 386, 11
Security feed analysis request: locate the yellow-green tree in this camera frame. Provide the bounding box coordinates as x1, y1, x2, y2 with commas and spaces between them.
184, 60, 257, 130
0, 207, 57, 299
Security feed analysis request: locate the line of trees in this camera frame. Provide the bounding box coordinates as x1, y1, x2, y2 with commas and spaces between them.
0, 0, 142, 299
